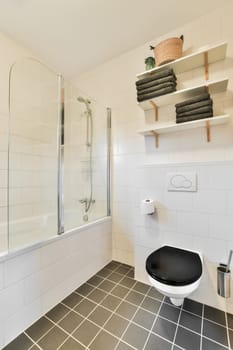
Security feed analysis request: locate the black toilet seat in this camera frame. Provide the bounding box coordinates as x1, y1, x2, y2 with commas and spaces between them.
146, 246, 202, 286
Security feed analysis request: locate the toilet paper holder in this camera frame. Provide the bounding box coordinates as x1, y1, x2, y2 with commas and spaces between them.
217, 250, 233, 298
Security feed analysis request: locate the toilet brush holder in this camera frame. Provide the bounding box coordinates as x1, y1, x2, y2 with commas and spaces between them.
217, 264, 231, 298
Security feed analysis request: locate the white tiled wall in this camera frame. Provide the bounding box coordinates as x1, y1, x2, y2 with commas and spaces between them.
74, 2, 233, 312
0, 218, 111, 348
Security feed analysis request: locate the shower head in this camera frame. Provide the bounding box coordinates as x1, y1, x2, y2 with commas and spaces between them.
77, 96, 91, 105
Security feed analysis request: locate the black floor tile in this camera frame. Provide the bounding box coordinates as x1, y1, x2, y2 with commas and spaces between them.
133, 308, 155, 330
228, 328, 233, 349
119, 276, 136, 289
105, 261, 120, 271
62, 293, 83, 308
6, 261, 233, 350
37, 326, 68, 350
147, 287, 163, 301
126, 269, 134, 279
144, 333, 172, 350
132, 281, 150, 294
87, 288, 107, 303
175, 326, 201, 350
101, 294, 122, 311
96, 267, 112, 278
123, 323, 149, 350
3, 333, 33, 350
125, 290, 144, 306
159, 303, 180, 323
183, 298, 203, 317
204, 304, 226, 326
152, 316, 176, 342
108, 272, 124, 283
115, 265, 131, 275
74, 299, 96, 317
26, 317, 54, 342
202, 337, 228, 350
141, 296, 161, 313
89, 330, 118, 350
115, 301, 137, 320
76, 283, 94, 297
111, 285, 129, 298
203, 319, 228, 347
105, 314, 129, 337
46, 303, 70, 323
116, 342, 135, 350
227, 312, 233, 330
98, 279, 115, 292
87, 275, 103, 287
58, 311, 84, 333
88, 306, 112, 326
179, 310, 202, 333
72, 320, 100, 346
59, 337, 85, 350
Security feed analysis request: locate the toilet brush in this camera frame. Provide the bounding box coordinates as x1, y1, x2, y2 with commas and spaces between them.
217, 250, 233, 298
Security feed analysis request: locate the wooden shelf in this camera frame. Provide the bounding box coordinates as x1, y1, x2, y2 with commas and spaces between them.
138, 78, 228, 111
137, 41, 227, 80
138, 115, 230, 147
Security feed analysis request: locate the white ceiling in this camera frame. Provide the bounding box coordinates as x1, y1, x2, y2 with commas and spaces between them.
0, 0, 230, 77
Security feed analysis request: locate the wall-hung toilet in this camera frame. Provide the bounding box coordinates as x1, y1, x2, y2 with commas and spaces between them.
146, 245, 203, 306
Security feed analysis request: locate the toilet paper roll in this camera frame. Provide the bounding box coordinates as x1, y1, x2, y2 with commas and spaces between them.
141, 199, 154, 215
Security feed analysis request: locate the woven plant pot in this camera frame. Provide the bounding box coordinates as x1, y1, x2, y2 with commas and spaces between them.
152, 36, 183, 66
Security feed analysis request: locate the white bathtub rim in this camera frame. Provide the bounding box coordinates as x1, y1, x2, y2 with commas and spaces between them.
0, 216, 111, 263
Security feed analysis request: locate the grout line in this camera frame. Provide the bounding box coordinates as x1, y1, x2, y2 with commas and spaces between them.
171, 300, 183, 350
224, 310, 231, 350
142, 297, 166, 350
29, 262, 124, 349
57, 264, 138, 350
200, 302, 204, 350
114, 284, 156, 350
25, 332, 44, 350
86, 273, 138, 349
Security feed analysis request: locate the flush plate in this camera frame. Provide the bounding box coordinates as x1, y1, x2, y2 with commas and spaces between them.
167, 172, 197, 192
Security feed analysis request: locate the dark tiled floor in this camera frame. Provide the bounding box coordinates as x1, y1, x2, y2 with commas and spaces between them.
3, 261, 233, 350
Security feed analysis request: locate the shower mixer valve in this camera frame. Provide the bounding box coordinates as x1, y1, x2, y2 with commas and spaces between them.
79, 198, 95, 211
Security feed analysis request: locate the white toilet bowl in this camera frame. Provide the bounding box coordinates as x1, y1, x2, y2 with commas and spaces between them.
146, 246, 203, 306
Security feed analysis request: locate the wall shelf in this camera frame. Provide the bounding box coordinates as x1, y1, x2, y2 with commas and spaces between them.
138, 115, 230, 147
137, 41, 227, 80
138, 78, 228, 111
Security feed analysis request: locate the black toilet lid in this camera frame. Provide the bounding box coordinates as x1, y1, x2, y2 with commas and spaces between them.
146, 246, 202, 286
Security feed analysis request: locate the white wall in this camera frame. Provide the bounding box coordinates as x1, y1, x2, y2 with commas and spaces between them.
0, 218, 111, 348
74, 2, 233, 312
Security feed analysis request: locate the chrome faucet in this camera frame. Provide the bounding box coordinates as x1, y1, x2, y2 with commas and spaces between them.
79, 198, 95, 212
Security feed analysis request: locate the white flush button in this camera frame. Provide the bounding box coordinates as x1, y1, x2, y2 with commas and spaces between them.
167, 172, 197, 192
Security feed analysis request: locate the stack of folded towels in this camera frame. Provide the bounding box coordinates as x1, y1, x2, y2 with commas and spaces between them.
175, 92, 213, 123
136, 68, 177, 102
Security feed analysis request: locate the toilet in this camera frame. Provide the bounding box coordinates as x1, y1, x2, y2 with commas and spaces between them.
146, 245, 203, 306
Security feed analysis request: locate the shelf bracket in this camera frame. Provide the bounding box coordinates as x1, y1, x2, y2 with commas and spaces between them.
152, 131, 159, 148
204, 52, 209, 81
206, 120, 211, 142
150, 101, 158, 121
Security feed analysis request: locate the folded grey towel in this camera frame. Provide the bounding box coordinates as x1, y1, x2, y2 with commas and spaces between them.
176, 112, 213, 123
176, 105, 213, 117
137, 86, 176, 102
136, 68, 175, 86
175, 92, 210, 109
176, 99, 213, 113
137, 75, 177, 91
137, 82, 176, 96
